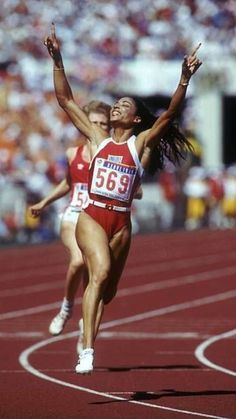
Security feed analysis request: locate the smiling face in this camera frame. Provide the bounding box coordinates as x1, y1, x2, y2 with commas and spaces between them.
110, 97, 141, 128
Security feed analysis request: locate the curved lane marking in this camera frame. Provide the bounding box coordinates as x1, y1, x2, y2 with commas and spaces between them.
19, 331, 227, 419
19, 290, 236, 419
195, 329, 236, 377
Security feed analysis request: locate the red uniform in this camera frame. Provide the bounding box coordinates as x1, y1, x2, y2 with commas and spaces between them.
60, 145, 89, 224
67, 145, 89, 209
84, 135, 143, 238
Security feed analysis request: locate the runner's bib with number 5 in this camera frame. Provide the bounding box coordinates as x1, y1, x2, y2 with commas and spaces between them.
70, 182, 88, 209
91, 158, 137, 202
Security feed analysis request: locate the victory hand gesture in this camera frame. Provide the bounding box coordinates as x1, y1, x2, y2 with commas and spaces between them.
44, 22, 61, 62
182, 43, 202, 81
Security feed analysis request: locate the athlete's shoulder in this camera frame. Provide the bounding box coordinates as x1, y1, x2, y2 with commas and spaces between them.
135, 130, 151, 154
128, 134, 137, 143
97, 136, 112, 149
66, 146, 77, 157
100, 136, 112, 143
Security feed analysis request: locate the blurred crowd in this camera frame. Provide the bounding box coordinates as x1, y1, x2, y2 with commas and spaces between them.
1, 0, 236, 245
2, 158, 236, 244
133, 163, 236, 235
2, 0, 236, 64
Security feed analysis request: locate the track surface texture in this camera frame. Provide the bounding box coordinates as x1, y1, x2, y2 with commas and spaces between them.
1, 229, 236, 419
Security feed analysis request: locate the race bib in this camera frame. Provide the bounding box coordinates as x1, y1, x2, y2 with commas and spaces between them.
90, 158, 137, 202
70, 182, 88, 209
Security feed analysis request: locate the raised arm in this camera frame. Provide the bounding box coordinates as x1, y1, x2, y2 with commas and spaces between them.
44, 23, 102, 142
141, 44, 202, 148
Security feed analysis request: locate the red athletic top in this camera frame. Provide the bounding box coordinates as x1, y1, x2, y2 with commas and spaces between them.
68, 145, 89, 209
88, 135, 143, 209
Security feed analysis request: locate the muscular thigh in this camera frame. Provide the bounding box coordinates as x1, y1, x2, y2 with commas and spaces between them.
110, 224, 131, 264
76, 212, 131, 291
60, 221, 80, 257
105, 224, 132, 294
76, 212, 111, 273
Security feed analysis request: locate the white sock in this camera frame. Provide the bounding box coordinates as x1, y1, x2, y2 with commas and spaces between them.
80, 348, 94, 359
60, 297, 73, 316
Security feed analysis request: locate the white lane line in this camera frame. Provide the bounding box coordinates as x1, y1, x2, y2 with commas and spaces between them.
2, 249, 236, 289
0, 332, 44, 338
0, 280, 64, 297
19, 335, 227, 419
195, 329, 236, 377
0, 300, 69, 320
126, 251, 236, 276
95, 290, 236, 329
4, 267, 207, 299
0, 367, 212, 373
18, 290, 236, 419
1, 264, 236, 320
1, 369, 30, 373
0, 264, 66, 283
117, 265, 236, 297
98, 331, 212, 339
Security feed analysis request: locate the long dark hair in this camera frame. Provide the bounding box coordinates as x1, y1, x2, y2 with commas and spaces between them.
132, 98, 193, 175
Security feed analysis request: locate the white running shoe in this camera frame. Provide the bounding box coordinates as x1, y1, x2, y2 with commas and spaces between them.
75, 348, 94, 374
76, 318, 84, 355
48, 311, 71, 335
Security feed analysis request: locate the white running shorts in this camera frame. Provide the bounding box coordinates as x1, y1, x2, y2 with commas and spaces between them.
59, 206, 81, 225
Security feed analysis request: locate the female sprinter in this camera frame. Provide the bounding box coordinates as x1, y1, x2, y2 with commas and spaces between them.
44, 23, 202, 373
29, 100, 110, 356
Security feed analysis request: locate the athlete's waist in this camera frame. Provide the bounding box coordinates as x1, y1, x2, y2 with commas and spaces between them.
64, 205, 82, 212
88, 198, 131, 213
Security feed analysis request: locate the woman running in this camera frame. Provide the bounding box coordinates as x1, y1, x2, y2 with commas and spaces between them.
44, 23, 202, 373
29, 100, 110, 355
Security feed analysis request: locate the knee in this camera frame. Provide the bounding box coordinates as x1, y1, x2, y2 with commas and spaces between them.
91, 263, 110, 289
69, 256, 84, 273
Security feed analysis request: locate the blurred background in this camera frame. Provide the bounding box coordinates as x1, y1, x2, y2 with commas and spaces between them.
1, 0, 236, 246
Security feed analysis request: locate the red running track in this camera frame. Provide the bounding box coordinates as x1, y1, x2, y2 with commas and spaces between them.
0, 229, 236, 419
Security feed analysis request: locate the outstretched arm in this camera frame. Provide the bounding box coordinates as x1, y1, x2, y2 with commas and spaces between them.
141, 44, 202, 148
44, 23, 102, 143
29, 178, 70, 218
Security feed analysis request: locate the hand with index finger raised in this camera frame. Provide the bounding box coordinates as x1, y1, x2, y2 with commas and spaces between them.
44, 22, 61, 62
182, 43, 202, 79
190, 42, 202, 58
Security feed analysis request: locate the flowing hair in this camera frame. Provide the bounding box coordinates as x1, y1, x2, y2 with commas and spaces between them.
132, 98, 193, 175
